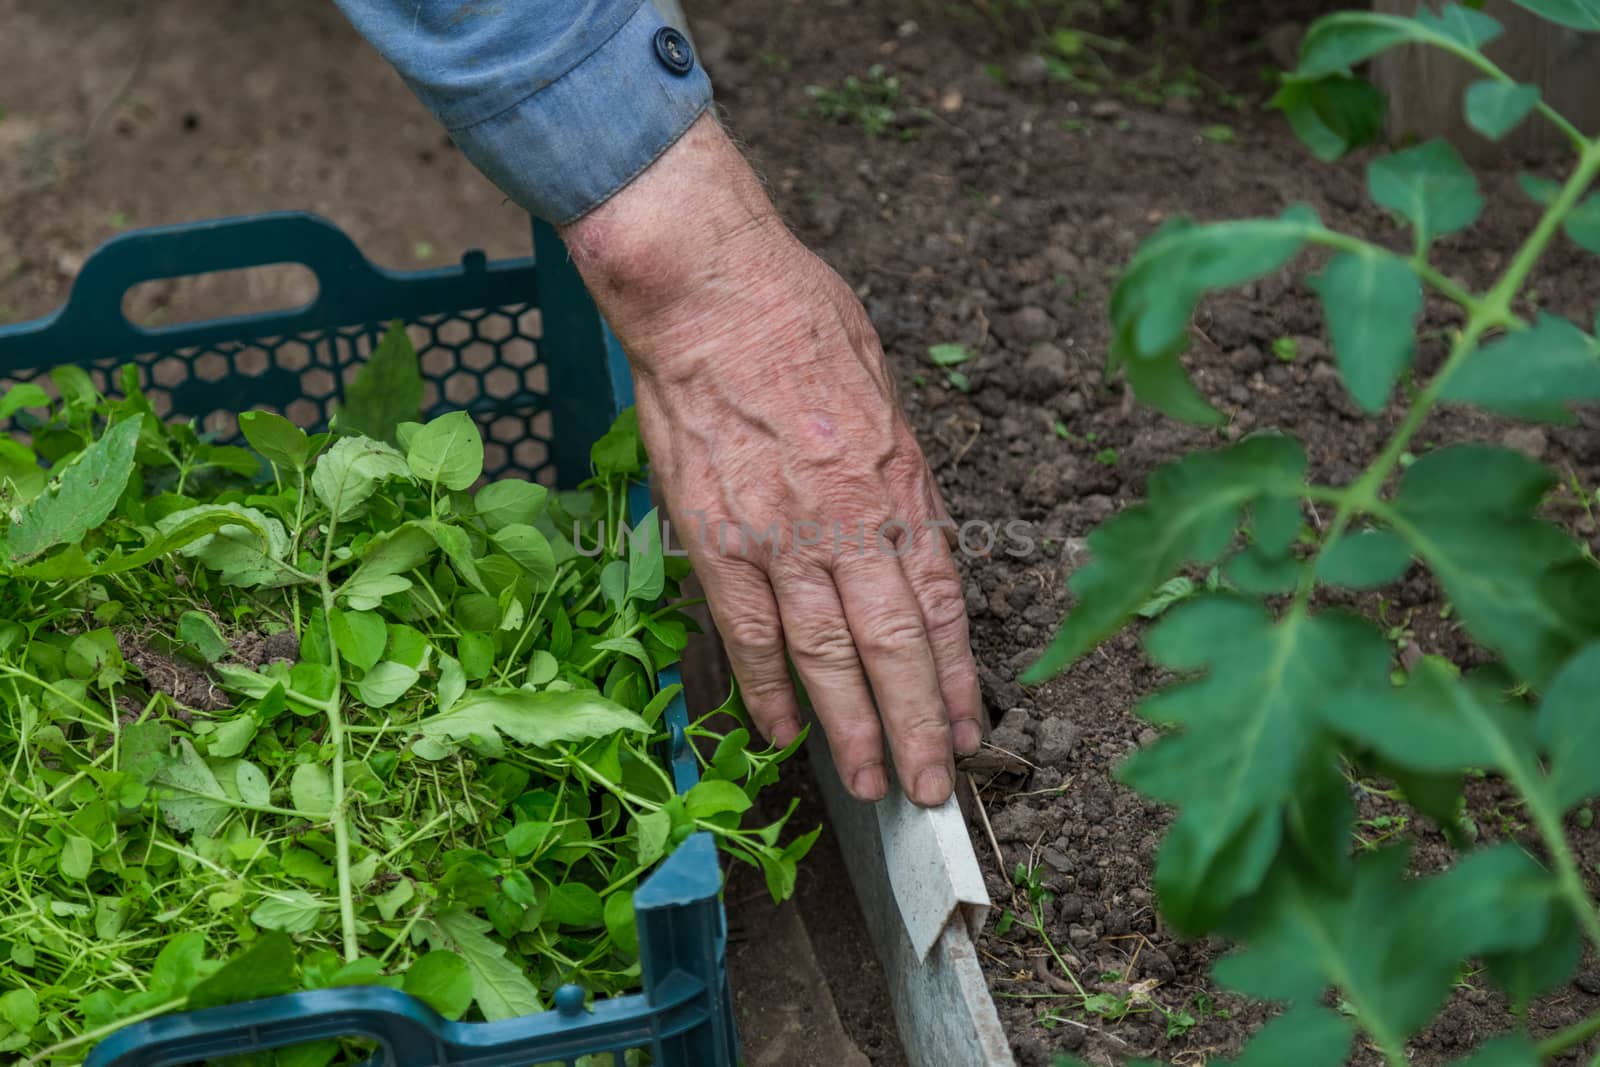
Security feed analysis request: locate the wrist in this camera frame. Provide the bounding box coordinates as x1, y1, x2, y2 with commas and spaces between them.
559, 114, 793, 346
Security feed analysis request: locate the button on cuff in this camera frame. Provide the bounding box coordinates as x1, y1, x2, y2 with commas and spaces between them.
653, 26, 695, 76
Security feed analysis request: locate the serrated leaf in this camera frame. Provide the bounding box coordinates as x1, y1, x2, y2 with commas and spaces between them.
1119, 597, 1390, 931
1024, 436, 1307, 682
5, 417, 141, 562
428, 907, 542, 1020
337, 320, 424, 445
1441, 313, 1600, 422
1393, 445, 1596, 684
1465, 81, 1540, 140
1317, 528, 1412, 588
403, 951, 474, 1020
1270, 75, 1387, 161
312, 436, 413, 521
1506, 0, 1600, 29
1368, 141, 1483, 245
1309, 250, 1421, 411
407, 410, 484, 491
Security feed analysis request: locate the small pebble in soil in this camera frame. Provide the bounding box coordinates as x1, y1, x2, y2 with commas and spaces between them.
1034, 718, 1081, 767
1137, 727, 1161, 748
1501, 425, 1549, 461
1057, 895, 1085, 922
1067, 924, 1095, 949
1574, 974, 1600, 995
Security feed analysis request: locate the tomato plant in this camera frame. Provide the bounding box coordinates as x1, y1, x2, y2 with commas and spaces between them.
1037, 3, 1600, 1064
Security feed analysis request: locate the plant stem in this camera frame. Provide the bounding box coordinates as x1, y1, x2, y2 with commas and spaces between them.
318, 579, 359, 963
23, 997, 188, 1065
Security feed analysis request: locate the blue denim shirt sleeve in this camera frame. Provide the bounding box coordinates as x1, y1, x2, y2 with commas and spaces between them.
333, 0, 713, 224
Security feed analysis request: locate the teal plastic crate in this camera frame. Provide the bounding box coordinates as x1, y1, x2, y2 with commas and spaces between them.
0, 212, 736, 1067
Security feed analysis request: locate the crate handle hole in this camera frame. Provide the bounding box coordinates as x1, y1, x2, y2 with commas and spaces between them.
120, 263, 320, 329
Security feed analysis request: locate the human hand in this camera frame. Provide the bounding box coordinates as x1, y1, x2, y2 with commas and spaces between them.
561, 115, 982, 806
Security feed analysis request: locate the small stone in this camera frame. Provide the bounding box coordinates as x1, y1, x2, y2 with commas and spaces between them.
1042, 846, 1073, 873
1004, 306, 1055, 345
989, 724, 1034, 760
1031, 767, 1064, 791
1574, 974, 1600, 995
1008, 53, 1049, 87
1035, 717, 1080, 766
998, 707, 1036, 735
1502, 425, 1549, 460
1140, 947, 1177, 982
1043, 246, 1083, 276
1023, 341, 1073, 396
1083, 799, 1113, 825
1068, 924, 1095, 949
974, 386, 1009, 418
1137, 728, 1161, 748
1057, 895, 1085, 922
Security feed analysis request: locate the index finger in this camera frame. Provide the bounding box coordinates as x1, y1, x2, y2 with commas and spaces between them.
831, 552, 954, 807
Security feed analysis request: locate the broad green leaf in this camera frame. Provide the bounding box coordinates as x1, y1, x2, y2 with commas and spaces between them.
407, 410, 484, 491
1220, 1006, 1351, 1067
1448, 1036, 1541, 1067
1111, 205, 1320, 374
159, 505, 299, 589
340, 523, 436, 608
58, 836, 92, 881
419, 688, 650, 752
331, 609, 388, 672
546, 883, 604, 927
475, 479, 549, 532
1368, 141, 1483, 245
492, 523, 556, 588
404, 951, 474, 1019
337, 320, 425, 445
0, 382, 49, 421
1119, 597, 1390, 931
1123, 348, 1223, 426
1465, 81, 1540, 140
1485, 906, 1581, 1010
1309, 250, 1421, 412
1506, 0, 1600, 30
312, 436, 412, 520
208, 717, 258, 760
188, 934, 298, 1010
240, 410, 312, 471
626, 510, 666, 604
1023, 436, 1306, 682
0, 989, 38, 1034
153, 738, 231, 836
1270, 75, 1387, 162
685, 779, 754, 819
1441, 313, 1600, 422
178, 611, 230, 663
1519, 174, 1600, 253
1393, 446, 1597, 684
290, 763, 334, 818
1316, 528, 1412, 588
235, 761, 271, 807
251, 889, 327, 934
5, 417, 141, 562
635, 810, 672, 866
591, 408, 643, 476
604, 892, 639, 957
428, 907, 542, 1020
1536, 642, 1600, 809
353, 661, 420, 708
421, 519, 489, 593
1295, 6, 1502, 79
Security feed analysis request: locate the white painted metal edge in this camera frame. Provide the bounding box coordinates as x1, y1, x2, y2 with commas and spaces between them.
808, 730, 1015, 1067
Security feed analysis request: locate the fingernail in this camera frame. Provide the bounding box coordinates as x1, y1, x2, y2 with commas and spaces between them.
853, 764, 888, 801
953, 719, 982, 756
915, 766, 952, 806
771, 717, 802, 747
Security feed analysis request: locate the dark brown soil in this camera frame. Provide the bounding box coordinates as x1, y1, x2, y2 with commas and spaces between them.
701, 0, 1600, 1064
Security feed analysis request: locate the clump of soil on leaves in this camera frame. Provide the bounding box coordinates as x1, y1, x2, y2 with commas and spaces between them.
704, 0, 1600, 1062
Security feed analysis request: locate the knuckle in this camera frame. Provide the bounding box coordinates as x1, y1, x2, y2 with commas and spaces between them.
790, 625, 860, 669
857, 615, 929, 659
893, 712, 952, 744
722, 615, 784, 656
917, 581, 972, 638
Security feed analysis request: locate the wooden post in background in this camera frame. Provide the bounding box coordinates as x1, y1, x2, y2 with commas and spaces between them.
1372, 1, 1600, 159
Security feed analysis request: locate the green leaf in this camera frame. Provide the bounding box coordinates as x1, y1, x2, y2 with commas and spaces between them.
1316, 528, 1412, 589
1123, 348, 1225, 426
604, 891, 639, 956
352, 661, 420, 708
928, 343, 972, 366
1309, 250, 1421, 412
1536, 642, 1600, 809
0, 382, 49, 421
0, 989, 38, 1035
5, 417, 141, 562
1270, 75, 1386, 162
340, 523, 435, 609
337, 320, 425, 445
58, 836, 93, 881
419, 688, 651, 752
546, 883, 605, 928
1295, 6, 1502, 79
492, 523, 555, 588
1448, 1035, 1541, 1067
1441, 314, 1600, 422
251, 889, 327, 934
685, 779, 754, 819
1465, 81, 1540, 140
240, 410, 312, 471
1135, 577, 1198, 619
475, 479, 549, 532
1368, 140, 1483, 246
1505, 0, 1600, 30
208, 718, 258, 760
627, 510, 666, 604
407, 410, 484, 491
1023, 436, 1307, 682
331, 609, 388, 672
290, 763, 334, 818
1392, 445, 1595, 684
312, 436, 413, 521
178, 611, 230, 663
421, 519, 488, 593
428, 907, 542, 1020
591, 408, 643, 476
1484, 906, 1581, 1010
159, 505, 299, 589
1219, 1006, 1351, 1067
635, 810, 672, 866
153, 738, 231, 836
1119, 597, 1391, 931
403, 951, 474, 1020
188, 934, 298, 1010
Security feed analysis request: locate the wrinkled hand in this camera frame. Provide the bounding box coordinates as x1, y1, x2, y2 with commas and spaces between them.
562, 115, 982, 806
